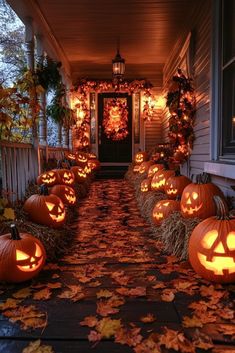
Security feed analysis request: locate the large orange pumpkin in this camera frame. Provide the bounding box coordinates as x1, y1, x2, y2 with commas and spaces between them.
50, 185, 76, 206
152, 199, 180, 225
181, 173, 225, 219
23, 185, 66, 228
151, 169, 175, 192
189, 196, 235, 283
55, 169, 75, 186
0, 224, 46, 283
165, 171, 191, 199
37, 170, 60, 187
71, 166, 87, 183
134, 151, 148, 165
140, 178, 152, 192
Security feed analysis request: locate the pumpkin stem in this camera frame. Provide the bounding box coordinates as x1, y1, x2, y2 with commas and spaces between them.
175, 168, 181, 177
213, 195, 230, 220
39, 184, 49, 196
196, 172, 210, 184
10, 224, 21, 240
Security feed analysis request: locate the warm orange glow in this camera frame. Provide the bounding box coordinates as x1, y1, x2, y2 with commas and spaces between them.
16, 249, 29, 261
181, 203, 203, 215
198, 253, 235, 275
45, 202, 54, 211
153, 212, 163, 220
201, 230, 218, 249
227, 232, 235, 249
35, 243, 42, 257
46, 201, 65, 223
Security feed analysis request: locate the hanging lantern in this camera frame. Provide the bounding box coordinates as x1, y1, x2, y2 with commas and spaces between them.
112, 44, 125, 82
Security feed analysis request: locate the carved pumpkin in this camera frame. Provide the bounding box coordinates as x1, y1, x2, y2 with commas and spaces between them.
152, 199, 180, 225
23, 185, 66, 228
165, 170, 191, 199
139, 161, 154, 175
141, 178, 152, 192
181, 173, 225, 219
76, 152, 88, 167
71, 166, 87, 183
133, 165, 141, 173
55, 169, 75, 186
134, 151, 148, 165
50, 185, 76, 206
151, 169, 175, 192
88, 153, 97, 160
189, 196, 235, 283
37, 170, 60, 187
148, 164, 164, 178
88, 159, 100, 171
0, 224, 46, 283
64, 152, 76, 161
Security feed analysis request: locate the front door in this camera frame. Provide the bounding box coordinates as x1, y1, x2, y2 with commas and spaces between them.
98, 93, 132, 163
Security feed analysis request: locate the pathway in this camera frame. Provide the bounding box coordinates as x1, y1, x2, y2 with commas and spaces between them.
0, 180, 234, 352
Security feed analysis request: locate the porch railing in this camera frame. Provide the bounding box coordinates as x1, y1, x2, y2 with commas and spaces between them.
0, 142, 69, 203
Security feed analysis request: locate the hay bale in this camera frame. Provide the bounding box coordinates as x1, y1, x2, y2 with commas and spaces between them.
157, 211, 200, 260
138, 191, 166, 222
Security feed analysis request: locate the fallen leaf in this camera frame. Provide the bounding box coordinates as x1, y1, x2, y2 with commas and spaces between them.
96, 300, 120, 317
33, 288, 52, 301
158, 327, 195, 353
0, 298, 21, 311
182, 315, 203, 328
58, 285, 84, 301
96, 317, 122, 338
22, 339, 54, 353
140, 313, 156, 323
88, 330, 102, 343
192, 330, 214, 350
217, 324, 235, 336
12, 287, 32, 299
47, 282, 62, 289
4, 305, 47, 330
161, 289, 175, 302
115, 327, 143, 347
152, 282, 166, 290
80, 316, 98, 328
96, 289, 113, 299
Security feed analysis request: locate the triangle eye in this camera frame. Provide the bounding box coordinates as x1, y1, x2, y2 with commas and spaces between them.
45, 202, 54, 211
35, 243, 42, 257
16, 249, 30, 261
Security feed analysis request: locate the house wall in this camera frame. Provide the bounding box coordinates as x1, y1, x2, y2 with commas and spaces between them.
161, 0, 235, 202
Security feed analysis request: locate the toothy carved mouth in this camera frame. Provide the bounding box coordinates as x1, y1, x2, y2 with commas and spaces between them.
181, 203, 203, 215
17, 258, 44, 272
167, 189, 177, 194
198, 253, 235, 275
49, 212, 65, 222
65, 195, 76, 203
153, 212, 163, 220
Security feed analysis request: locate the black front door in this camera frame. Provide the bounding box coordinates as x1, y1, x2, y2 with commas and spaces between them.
98, 93, 132, 163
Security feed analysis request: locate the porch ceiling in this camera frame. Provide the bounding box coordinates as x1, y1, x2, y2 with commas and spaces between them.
8, 0, 199, 86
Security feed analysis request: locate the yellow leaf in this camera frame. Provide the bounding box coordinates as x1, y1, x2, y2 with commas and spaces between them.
22, 339, 54, 353
96, 289, 113, 299
3, 207, 15, 220
97, 318, 122, 338
0, 298, 21, 311
182, 315, 203, 328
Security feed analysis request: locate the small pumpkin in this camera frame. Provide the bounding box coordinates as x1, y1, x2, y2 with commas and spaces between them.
50, 185, 76, 206
181, 173, 225, 219
76, 152, 88, 167
134, 151, 148, 165
189, 196, 235, 283
133, 165, 141, 173
165, 170, 191, 199
151, 166, 175, 192
23, 185, 66, 228
139, 161, 154, 174
37, 170, 60, 187
152, 199, 180, 225
0, 224, 46, 283
55, 169, 75, 186
148, 164, 164, 178
88, 152, 97, 160
88, 159, 100, 171
71, 166, 87, 183
141, 178, 152, 192
64, 152, 76, 161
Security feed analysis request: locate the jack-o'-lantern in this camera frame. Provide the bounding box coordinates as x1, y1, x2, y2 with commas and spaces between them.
84, 164, 92, 175
152, 199, 180, 225
37, 170, 60, 187
151, 169, 175, 192
148, 164, 164, 178
189, 196, 235, 283
23, 185, 66, 228
165, 171, 191, 199
88, 153, 97, 160
139, 161, 154, 174
181, 173, 225, 219
50, 185, 76, 206
133, 165, 141, 173
71, 166, 87, 183
76, 152, 88, 167
134, 151, 148, 165
0, 224, 46, 283
141, 178, 152, 192
55, 169, 75, 186
64, 152, 76, 161
88, 159, 100, 171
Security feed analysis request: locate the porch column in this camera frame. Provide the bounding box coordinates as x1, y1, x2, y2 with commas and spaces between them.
62, 126, 69, 149
36, 35, 47, 147
57, 123, 62, 147
25, 17, 34, 71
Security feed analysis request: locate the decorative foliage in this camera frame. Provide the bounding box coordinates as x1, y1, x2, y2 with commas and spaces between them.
103, 98, 129, 141
189, 196, 235, 283
166, 68, 196, 164
0, 224, 46, 283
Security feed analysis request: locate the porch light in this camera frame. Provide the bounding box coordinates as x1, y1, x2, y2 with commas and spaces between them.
112, 42, 125, 81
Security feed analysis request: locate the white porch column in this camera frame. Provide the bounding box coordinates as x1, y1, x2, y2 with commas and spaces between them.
36, 35, 47, 146
25, 17, 34, 71
62, 126, 69, 149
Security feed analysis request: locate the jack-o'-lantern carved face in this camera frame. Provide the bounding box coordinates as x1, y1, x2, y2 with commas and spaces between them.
50, 185, 76, 206
197, 230, 235, 276
37, 171, 59, 187
181, 191, 202, 215
16, 243, 44, 272
189, 196, 235, 283
141, 178, 152, 192
133, 165, 140, 173
77, 153, 88, 163
65, 152, 76, 161
148, 164, 164, 178
134, 152, 148, 165
71, 166, 87, 183
152, 200, 180, 225
166, 184, 178, 195
88, 159, 100, 171
64, 187, 76, 204
151, 170, 175, 192
45, 200, 65, 223
57, 170, 75, 185
84, 164, 92, 174
139, 161, 154, 174
88, 153, 97, 160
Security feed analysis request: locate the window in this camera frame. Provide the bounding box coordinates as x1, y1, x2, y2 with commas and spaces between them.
220, 0, 235, 157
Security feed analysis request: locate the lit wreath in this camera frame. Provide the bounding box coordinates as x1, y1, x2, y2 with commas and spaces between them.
102, 98, 129, 141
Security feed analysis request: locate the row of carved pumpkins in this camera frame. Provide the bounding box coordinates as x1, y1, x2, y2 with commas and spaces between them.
134, 153, 235, 284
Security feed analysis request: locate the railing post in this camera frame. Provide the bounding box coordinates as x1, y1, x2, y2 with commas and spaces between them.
57, 123, 62, 147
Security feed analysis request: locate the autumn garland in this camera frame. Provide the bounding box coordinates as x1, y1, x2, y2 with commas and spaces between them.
103, 99, 129, 141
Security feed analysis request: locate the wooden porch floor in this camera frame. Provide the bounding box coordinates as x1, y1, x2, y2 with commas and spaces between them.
0, 180, 234, 353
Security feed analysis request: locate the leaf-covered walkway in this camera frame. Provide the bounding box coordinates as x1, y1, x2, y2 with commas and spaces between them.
0, 180, 234, 353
